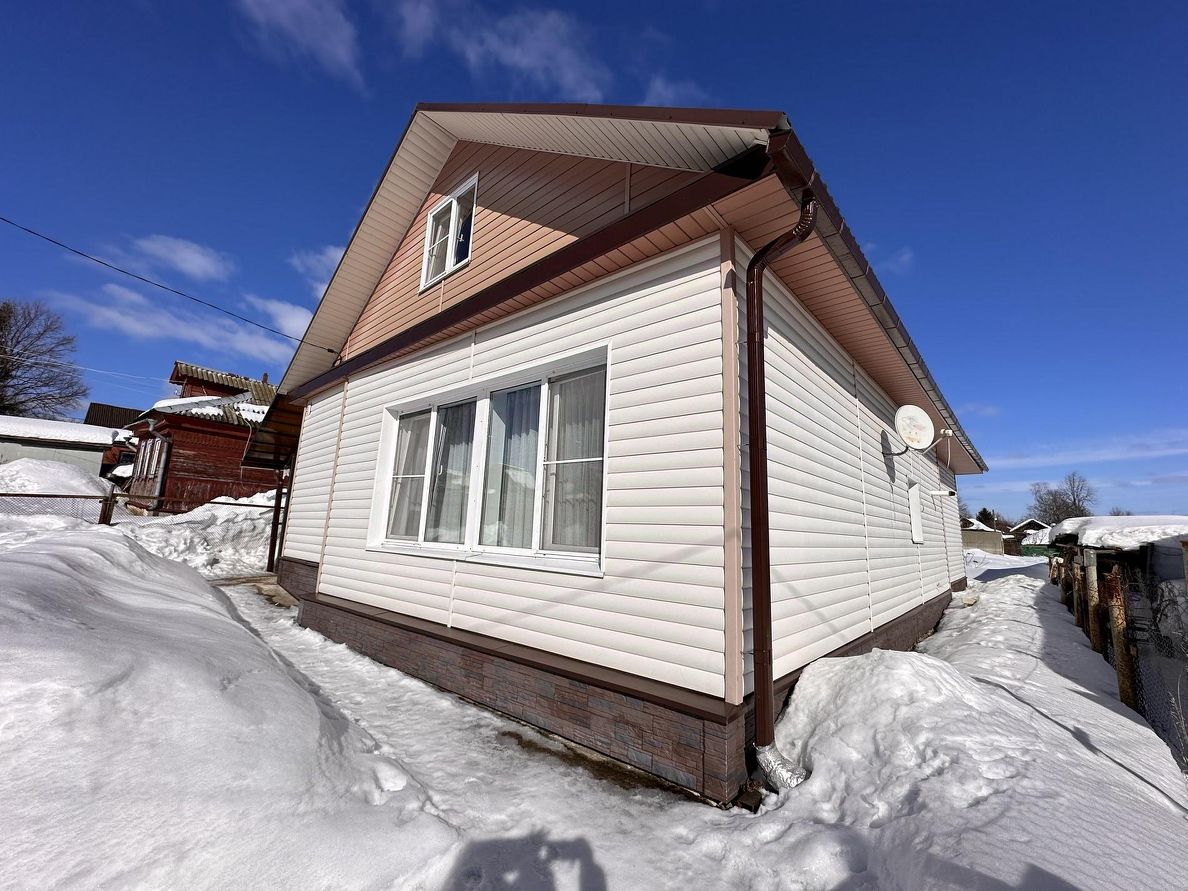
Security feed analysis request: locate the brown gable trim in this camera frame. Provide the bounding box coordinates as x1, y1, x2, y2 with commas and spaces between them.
288, 144, 771, 402
416, 101, 787, 131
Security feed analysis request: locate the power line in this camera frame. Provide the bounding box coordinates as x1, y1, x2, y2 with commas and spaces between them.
0, 213, 337, 354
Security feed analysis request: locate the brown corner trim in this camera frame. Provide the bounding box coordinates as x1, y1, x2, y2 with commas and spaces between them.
287, 146, 772, 402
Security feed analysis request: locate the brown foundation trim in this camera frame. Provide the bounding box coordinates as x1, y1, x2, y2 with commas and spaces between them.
282, 562, 964, 801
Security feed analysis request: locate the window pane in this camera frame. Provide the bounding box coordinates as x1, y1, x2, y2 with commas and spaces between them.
453, 186, 476, 265
425, 205, 452, 282
393, 411, 430, 476
387, 477, 424, 539
387, 411, 430, 540
425, 401, 476, 544
543, 460, 603, 553
547, 367, 606, 461
480, 384, 540, 548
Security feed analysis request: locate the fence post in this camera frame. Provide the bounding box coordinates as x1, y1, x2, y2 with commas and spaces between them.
1060, 551, 1073, 609
1105, 566, 1138, 710
1072, 556, 1085, 628
1085, 549, 1104, 653
266, 472, 285, 574
98, 493, 116, 526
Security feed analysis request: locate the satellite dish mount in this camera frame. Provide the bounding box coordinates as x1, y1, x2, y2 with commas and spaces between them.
885, 405, 951, 456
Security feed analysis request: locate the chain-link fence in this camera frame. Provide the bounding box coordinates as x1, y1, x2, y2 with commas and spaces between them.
1126, 570, 1188, 769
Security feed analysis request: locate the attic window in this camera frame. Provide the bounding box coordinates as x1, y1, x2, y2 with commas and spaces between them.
421, 175, 477, 289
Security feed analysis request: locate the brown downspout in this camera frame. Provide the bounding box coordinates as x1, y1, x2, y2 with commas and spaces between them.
746, 151, 818, 788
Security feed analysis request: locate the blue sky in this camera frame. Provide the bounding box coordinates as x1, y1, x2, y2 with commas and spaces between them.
2, 1, 1186, 517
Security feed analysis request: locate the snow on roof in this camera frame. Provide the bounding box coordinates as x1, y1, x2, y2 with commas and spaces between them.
963, 517, 996, 532
1049, 515, 1188, 550
1022, 527, 1052, 546
1009, 517, 1050, 532
146, 393, 270, 428
0, 415, 118, 447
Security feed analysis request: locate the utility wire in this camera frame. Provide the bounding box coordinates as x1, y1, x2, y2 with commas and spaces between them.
0, 214, 337, 354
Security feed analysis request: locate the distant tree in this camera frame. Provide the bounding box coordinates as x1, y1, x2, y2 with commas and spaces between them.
0, 300, 88, 419
958, 495, 971, 519
1027, 472, 1096, 524
1108, 507, 1134, 516
975, 507, 996, 527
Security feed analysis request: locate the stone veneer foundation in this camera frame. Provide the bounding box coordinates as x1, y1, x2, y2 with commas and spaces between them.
278, 556, 959, 803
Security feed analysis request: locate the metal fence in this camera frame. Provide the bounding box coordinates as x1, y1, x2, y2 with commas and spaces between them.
1127, 571, 1188, 768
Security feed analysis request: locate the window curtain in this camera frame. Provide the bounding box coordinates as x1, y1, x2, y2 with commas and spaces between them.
480, 385, 540, 548
387, 411, 429, 539
425, 401, 476, 544
544, 368, 606, 553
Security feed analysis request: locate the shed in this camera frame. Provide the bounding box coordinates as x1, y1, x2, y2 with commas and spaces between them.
0, 415, 118, 476
249, 103, 986, 802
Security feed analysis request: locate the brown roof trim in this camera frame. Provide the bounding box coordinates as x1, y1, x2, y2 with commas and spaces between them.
416, 101, 787, 131
287, 144, 772, 402
765, 129, 988, 472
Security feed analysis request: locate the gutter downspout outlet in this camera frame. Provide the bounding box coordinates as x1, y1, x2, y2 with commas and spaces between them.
745, 189, 819, 792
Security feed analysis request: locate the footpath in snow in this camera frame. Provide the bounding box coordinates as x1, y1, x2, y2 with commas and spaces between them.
0, 465, 1185, 890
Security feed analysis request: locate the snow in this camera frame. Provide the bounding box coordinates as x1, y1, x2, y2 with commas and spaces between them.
963, 516, 995, 532
0, 414, 119, 446
1050, 515, 1188, 550
0, 527, 456, 887
1022, 525, 1052, 545
108, 463, 133, 480
120, 490, 276, 578
0, 458, 113, 495
149, 395, 222, 411
3, 498, 1188, 889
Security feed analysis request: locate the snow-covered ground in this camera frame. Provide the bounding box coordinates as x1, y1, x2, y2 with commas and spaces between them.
1, 463, 1186, 889
0, 457, 113, 495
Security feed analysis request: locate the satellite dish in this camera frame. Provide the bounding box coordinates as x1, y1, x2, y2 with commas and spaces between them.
894, 405, 936, 451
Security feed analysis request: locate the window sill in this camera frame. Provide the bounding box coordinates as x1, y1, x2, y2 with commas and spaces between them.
419, 257, 470, 293
366, 541, 604, 578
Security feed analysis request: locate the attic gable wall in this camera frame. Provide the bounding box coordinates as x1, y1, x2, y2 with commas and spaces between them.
342, 141, 702, 358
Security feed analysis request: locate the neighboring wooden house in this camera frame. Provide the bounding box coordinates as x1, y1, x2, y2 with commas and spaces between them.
84, 402, 141, 473
1010, 517, 1050, 538
245, 103, 987, 802
127, 362, 277, 512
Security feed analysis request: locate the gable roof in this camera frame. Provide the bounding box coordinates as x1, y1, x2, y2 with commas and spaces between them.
267, 102, 986, 474
1009, 518, 1051, 532
171, 361, 276, 405
83, 402, 141, 429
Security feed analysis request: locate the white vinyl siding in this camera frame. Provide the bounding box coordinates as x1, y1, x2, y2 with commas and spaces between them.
316, 240, 729, 695
282, 387, 345, 562
737, 244, 963, 690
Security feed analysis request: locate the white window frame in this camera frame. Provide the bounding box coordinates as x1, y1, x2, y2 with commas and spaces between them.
419, 174, 479, 291
367, 347, 610, 577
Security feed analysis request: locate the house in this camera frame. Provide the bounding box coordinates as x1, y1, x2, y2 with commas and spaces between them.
246, 103, 987, 802
0, 415, 120, 475
1010, 517, 1050, 538
127, 362, 278, 512
83, 402, 141, 474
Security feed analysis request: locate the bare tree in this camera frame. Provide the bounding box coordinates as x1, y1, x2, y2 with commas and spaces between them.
1027, 472, 1097, 524
1108, 506, 1135, 516
958, 495, 971, 519
0, 300, 88, 419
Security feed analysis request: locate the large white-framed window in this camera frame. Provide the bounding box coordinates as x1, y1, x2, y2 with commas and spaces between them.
370, 353, 608, 574
420, 174, 478, 290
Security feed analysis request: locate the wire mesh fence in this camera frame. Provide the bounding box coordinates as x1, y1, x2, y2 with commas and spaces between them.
0, 491, 275, 526
1126, 571, 1188, 769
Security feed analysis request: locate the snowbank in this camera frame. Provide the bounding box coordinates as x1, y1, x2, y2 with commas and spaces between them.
120, 491, 276, 579
0, 414, 118, 446
0, 529, 456, 886
0, 457, 113, 495
1050, 514, 1188, 550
